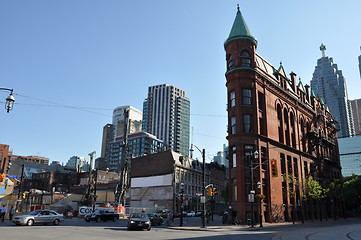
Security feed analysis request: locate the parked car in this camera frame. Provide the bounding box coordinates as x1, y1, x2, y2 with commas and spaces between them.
13, 209, 64, 226
127, 213, 151, 231
195, 210, 208, 217
187, 211, 195, 217
155, 209, 170, 218
146, 213, 163, 226
85, 209, 119, 222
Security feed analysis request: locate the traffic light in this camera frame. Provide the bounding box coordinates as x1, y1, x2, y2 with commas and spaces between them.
22, 193, 27, 199
206, 188, 213, 196
212, 188, 218, 196
271, 159, 278, 177
0, 174, 5, 183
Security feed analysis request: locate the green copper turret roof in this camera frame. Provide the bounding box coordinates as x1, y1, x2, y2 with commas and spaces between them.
224, 6, 257, 47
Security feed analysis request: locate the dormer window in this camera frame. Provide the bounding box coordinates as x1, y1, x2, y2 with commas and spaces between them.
240, 50, 251, 67
227, 54, 235, 70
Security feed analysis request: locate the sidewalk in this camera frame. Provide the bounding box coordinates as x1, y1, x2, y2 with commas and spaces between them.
167, 216, 360, 232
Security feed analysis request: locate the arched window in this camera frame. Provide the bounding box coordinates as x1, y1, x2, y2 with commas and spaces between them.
227, 54, 235, 70
240, 50, 252, 67
290, 112, 296, 148
284, 109, 290, 146
300, 118, 306, 152
277, 105, 284, 143
229, 91, 235, 108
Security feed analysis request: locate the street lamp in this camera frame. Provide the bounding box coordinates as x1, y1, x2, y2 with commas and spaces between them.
191, 144, 206, 228
179, 182, 184, 227
257, 181, 263, 227
0, 88, 15, 113
249, 150, 259, 228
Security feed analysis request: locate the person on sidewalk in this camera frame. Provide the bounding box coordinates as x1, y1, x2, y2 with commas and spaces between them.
0, 205, 7, 222
222, 211, 229, 224
9, 206, 15, 221
167, 212, 172, 226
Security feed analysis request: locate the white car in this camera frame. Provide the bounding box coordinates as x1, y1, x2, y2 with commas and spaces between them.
13, 209, 64, 226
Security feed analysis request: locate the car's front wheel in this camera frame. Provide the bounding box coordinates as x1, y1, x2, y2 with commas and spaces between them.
95, 216, 101, 222
27, 219, 34, 226
53, 219, 60, 225
112, 216, 117, 222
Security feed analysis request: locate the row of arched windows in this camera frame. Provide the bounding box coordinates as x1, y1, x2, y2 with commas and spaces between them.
277, 104, 309, 152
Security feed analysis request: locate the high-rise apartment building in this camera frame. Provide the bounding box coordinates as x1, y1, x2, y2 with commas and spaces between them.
112, 106, 142, 140
310, 44, 354, 138
350, 98, 361, 135
142, 84, 190, 157
101, 106, 143, 172
225, 7, 341, 223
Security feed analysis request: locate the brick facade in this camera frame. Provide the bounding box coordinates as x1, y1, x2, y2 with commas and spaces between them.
225, 9, 341, 223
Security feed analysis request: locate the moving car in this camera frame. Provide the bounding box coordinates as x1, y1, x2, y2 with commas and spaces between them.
146, 213, 163, 226
85, 209, 119, 222
127, 213, 151, 231
13, 209, 64, 226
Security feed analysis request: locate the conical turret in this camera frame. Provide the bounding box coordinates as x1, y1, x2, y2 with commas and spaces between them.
224, 5, 257, 48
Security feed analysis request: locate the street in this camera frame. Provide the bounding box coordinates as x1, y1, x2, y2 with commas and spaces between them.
0, 216, 360, 240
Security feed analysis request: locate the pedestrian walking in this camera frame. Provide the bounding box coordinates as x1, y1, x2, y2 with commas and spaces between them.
0, 205, 7, 222
9, 206, 15, 221
166, 212, 172, 226
222, 211, 229, 224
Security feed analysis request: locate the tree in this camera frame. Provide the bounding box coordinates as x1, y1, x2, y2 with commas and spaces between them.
342, 176, 361, 216
283, 173, 300, 224
303, 176, 328, 221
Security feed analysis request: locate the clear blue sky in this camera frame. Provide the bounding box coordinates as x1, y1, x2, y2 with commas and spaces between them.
1, 1, 360, 165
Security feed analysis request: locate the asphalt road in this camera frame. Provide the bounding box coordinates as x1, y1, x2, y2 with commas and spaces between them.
0, 216, 360, 240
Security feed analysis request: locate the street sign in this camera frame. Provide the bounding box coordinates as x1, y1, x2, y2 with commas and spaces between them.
248, 193, 254, 203
6, 175, 19, 179
196, 192, 203, 196
200, 196, 206, 203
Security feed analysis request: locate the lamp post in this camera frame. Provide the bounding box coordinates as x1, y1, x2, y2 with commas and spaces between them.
0, 88, 15, 113
257, 181, 263, 227
179, 182, 184, 227
191, 144, 206, 228
249, 150, 259, 228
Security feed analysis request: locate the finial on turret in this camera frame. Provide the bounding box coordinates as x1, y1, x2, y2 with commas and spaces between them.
320, 43, 326, 58
237, 4, 240, 12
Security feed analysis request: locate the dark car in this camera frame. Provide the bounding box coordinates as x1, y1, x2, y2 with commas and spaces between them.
127, 213, 151, 231
146, 213, 163, 226
85, 209, 119, 222
13, 209, 64, 226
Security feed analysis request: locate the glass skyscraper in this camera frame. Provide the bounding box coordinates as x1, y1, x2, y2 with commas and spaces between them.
311, 44, 355, 138
142, 84, 190, 157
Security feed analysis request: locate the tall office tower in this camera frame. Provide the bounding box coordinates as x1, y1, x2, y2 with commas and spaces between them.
311, 44, 354, 138
100, 123, 114, 166
213, 144, 228, 167
112, 106, 143, 140
350, 99, 361, 135
142, 84, 190, 157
